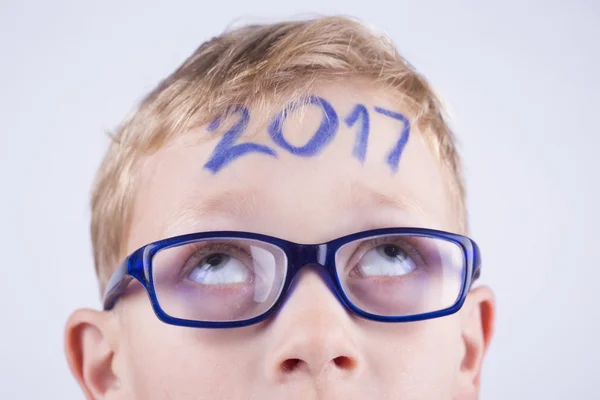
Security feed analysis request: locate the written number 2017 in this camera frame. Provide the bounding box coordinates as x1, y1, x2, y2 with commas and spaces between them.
204, 96, 411, 174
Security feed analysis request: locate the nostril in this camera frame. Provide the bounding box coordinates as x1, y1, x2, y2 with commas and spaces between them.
333, 356, 356, 370
280, 356, 357, 374
281, 358, 302, 372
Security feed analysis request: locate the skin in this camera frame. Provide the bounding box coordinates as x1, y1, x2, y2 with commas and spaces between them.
65, 84, 495, 400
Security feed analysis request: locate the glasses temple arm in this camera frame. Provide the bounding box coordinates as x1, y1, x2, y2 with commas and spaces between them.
469, 239, 482, 285
102, 258, 133, 310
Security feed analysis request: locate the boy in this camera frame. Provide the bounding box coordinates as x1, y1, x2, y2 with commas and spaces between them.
65, 16, 495, 399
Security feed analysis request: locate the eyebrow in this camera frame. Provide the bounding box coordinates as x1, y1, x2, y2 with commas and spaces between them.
341, 181, 427, 215
162, 188, 260, 234
162, 182, 429, 234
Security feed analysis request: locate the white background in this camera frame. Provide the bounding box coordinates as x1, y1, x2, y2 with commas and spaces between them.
1, 0, 598, 399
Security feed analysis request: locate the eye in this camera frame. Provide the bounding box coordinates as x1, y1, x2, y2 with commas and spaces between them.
186, 252, 251, 285
352, 244, 417, 277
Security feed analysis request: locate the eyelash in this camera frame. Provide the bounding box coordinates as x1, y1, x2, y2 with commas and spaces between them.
178, 242, 254, 279
173, 237, 429, 281
345, 237, 428, 272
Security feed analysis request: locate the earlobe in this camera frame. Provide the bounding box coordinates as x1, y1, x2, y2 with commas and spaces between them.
457, 285, 496, 398
64, 309, 120, 400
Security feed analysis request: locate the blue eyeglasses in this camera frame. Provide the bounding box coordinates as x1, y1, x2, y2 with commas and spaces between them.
103, 228, 481, 328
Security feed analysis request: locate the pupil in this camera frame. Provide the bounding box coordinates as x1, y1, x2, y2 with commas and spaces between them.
383, 245, 400, 258
205, 253, 225, 267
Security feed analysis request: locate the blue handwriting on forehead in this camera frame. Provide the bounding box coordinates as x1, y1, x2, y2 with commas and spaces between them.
344, 104, 370, 163
204, 105, 277, 174
203, 98, 411, 174
374, 107, 411, 173
268, 96, 339, 157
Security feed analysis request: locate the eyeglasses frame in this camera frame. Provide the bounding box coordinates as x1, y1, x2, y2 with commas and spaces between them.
102, 227, 482, 328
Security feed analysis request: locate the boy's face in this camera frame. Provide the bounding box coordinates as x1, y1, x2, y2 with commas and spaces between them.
66, 85, 494, 400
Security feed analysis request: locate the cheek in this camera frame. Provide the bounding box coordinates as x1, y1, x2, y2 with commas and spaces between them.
114, 297, 261, 399
361, 316, 463, 396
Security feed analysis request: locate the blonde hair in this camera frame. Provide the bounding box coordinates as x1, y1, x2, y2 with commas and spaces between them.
91, 16, 467, 290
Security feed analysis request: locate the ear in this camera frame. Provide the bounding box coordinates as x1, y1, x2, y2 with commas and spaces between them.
64, 309, 120, 399
456, 285, 496, 398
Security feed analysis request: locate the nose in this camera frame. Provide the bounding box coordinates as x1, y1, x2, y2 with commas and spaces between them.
265, 266, 362, 381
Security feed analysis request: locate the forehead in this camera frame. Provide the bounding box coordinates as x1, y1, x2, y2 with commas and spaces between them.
127, 86, 456, 252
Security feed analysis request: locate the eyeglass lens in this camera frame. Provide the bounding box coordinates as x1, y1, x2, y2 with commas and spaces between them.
150, 235, 466, 323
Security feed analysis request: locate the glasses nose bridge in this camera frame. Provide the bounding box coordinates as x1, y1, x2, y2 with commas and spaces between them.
290, 243, 330, 271
284, 242, 343, 305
